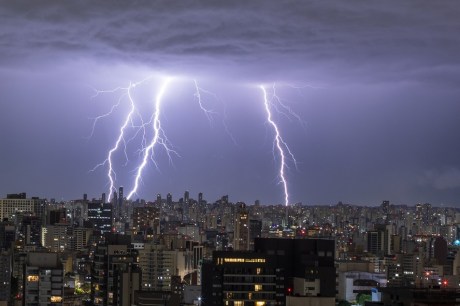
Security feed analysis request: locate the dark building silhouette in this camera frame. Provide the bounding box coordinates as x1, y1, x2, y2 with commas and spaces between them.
433, 236, 448, 265
118, 186, 124, 218
21, 216, 41, 246
254, 238, 336, 297
47, 208, 67, 225
0, 221, 15, 250
249, 219, 262, 251
202, 251, 282, 306
202, 238, 336, 306
166, 193, 172, 205
92, 234, 140, 306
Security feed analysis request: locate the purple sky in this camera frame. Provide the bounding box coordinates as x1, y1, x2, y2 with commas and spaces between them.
1, 1, 460, 206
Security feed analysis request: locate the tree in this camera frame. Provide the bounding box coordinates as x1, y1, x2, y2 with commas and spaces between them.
356, 293, 371, 306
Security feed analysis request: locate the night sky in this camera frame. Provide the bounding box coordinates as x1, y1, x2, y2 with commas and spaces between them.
1, 1, 460, 206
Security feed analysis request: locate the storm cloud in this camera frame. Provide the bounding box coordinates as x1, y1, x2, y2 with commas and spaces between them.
1, 1, 460, 205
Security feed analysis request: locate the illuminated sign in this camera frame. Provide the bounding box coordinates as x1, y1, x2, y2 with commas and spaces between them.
217, 258, 266, 264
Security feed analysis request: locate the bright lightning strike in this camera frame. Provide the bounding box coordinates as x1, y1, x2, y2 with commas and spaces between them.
127, 78, 177, 200
90, 76, 236, 202
193, 80, 217, 124
260, 84, 298, 206
89, 82, 138, 200
193, 80, 238, 146
91, 77, 302, 204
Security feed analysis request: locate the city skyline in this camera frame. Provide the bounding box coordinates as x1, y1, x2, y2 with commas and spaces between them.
1, 2, 460, 206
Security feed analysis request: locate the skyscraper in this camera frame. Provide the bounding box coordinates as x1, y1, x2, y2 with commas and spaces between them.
92, 234, 140, 306
24, 252, 64, 306
88, 200, 113, 234
234, 202, 249, 251
156, 194, 161, 206
184, 190, 189, 204
166, 193, 172, 206
118, 186, 124, 219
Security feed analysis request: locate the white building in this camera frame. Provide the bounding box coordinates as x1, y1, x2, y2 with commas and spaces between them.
338, 271, 386, 302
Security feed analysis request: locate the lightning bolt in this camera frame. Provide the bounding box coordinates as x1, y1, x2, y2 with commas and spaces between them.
193, 80, 217, 124
92, 77, 302, 204
90, 76, 234, 202
89, 82, 139, 200
126, 78, 177, 200
193, 80, 238, 145
260, 84, 298, 206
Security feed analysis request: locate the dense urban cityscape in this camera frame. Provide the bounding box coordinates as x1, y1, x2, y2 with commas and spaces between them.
2, 1, 460, 306
1, 190, 460, 305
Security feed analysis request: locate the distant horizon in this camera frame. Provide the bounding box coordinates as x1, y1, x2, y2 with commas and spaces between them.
2, 190, 458, 209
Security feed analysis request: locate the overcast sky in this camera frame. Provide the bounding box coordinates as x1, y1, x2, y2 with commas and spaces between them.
1, 1, 460, 206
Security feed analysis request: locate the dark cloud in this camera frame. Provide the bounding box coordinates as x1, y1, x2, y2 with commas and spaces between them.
1, 1, 460, 84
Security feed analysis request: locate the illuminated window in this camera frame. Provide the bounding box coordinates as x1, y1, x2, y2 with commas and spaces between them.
248, 292, 252, 299
50, 296, 62, 302
234, 301, 244, 306
256, 302, 266, 306
27, 275, 39, 282
256, 268, 261, 275
254, 284, 262, 291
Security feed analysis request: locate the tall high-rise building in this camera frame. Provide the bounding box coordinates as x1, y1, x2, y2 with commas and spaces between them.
88, 201, 113, 234
0, 249, 12, 303
156, 194, 161, 206
234, 203, 249, 251
0, 220, 15, 250
112, 192, 118, 219
47, 208, 66, 225
118, 186, 124, 216
202, 251, 281, 306
367, 230, 384, 255
131, 206, 160, 237
203, 238, 336, 306
69, 227, 93, 251
42, 223, 70, 252
198, 192, 203, 205
249, 219, 262, 250
166, 193, 172, 206
184, 190, 190, 204
24, 252, 64, 306
254, 238, 336, 299
92, 234, 140, 306
138, 243, 193, 292
19, 216, 43, 246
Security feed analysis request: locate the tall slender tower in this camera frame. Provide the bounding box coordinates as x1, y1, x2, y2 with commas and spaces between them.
156, 194, 161, 206
118, 187, 124, 219
234, 202, 249, 251
184, 190, 189, 204
166, 193, 172, 206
